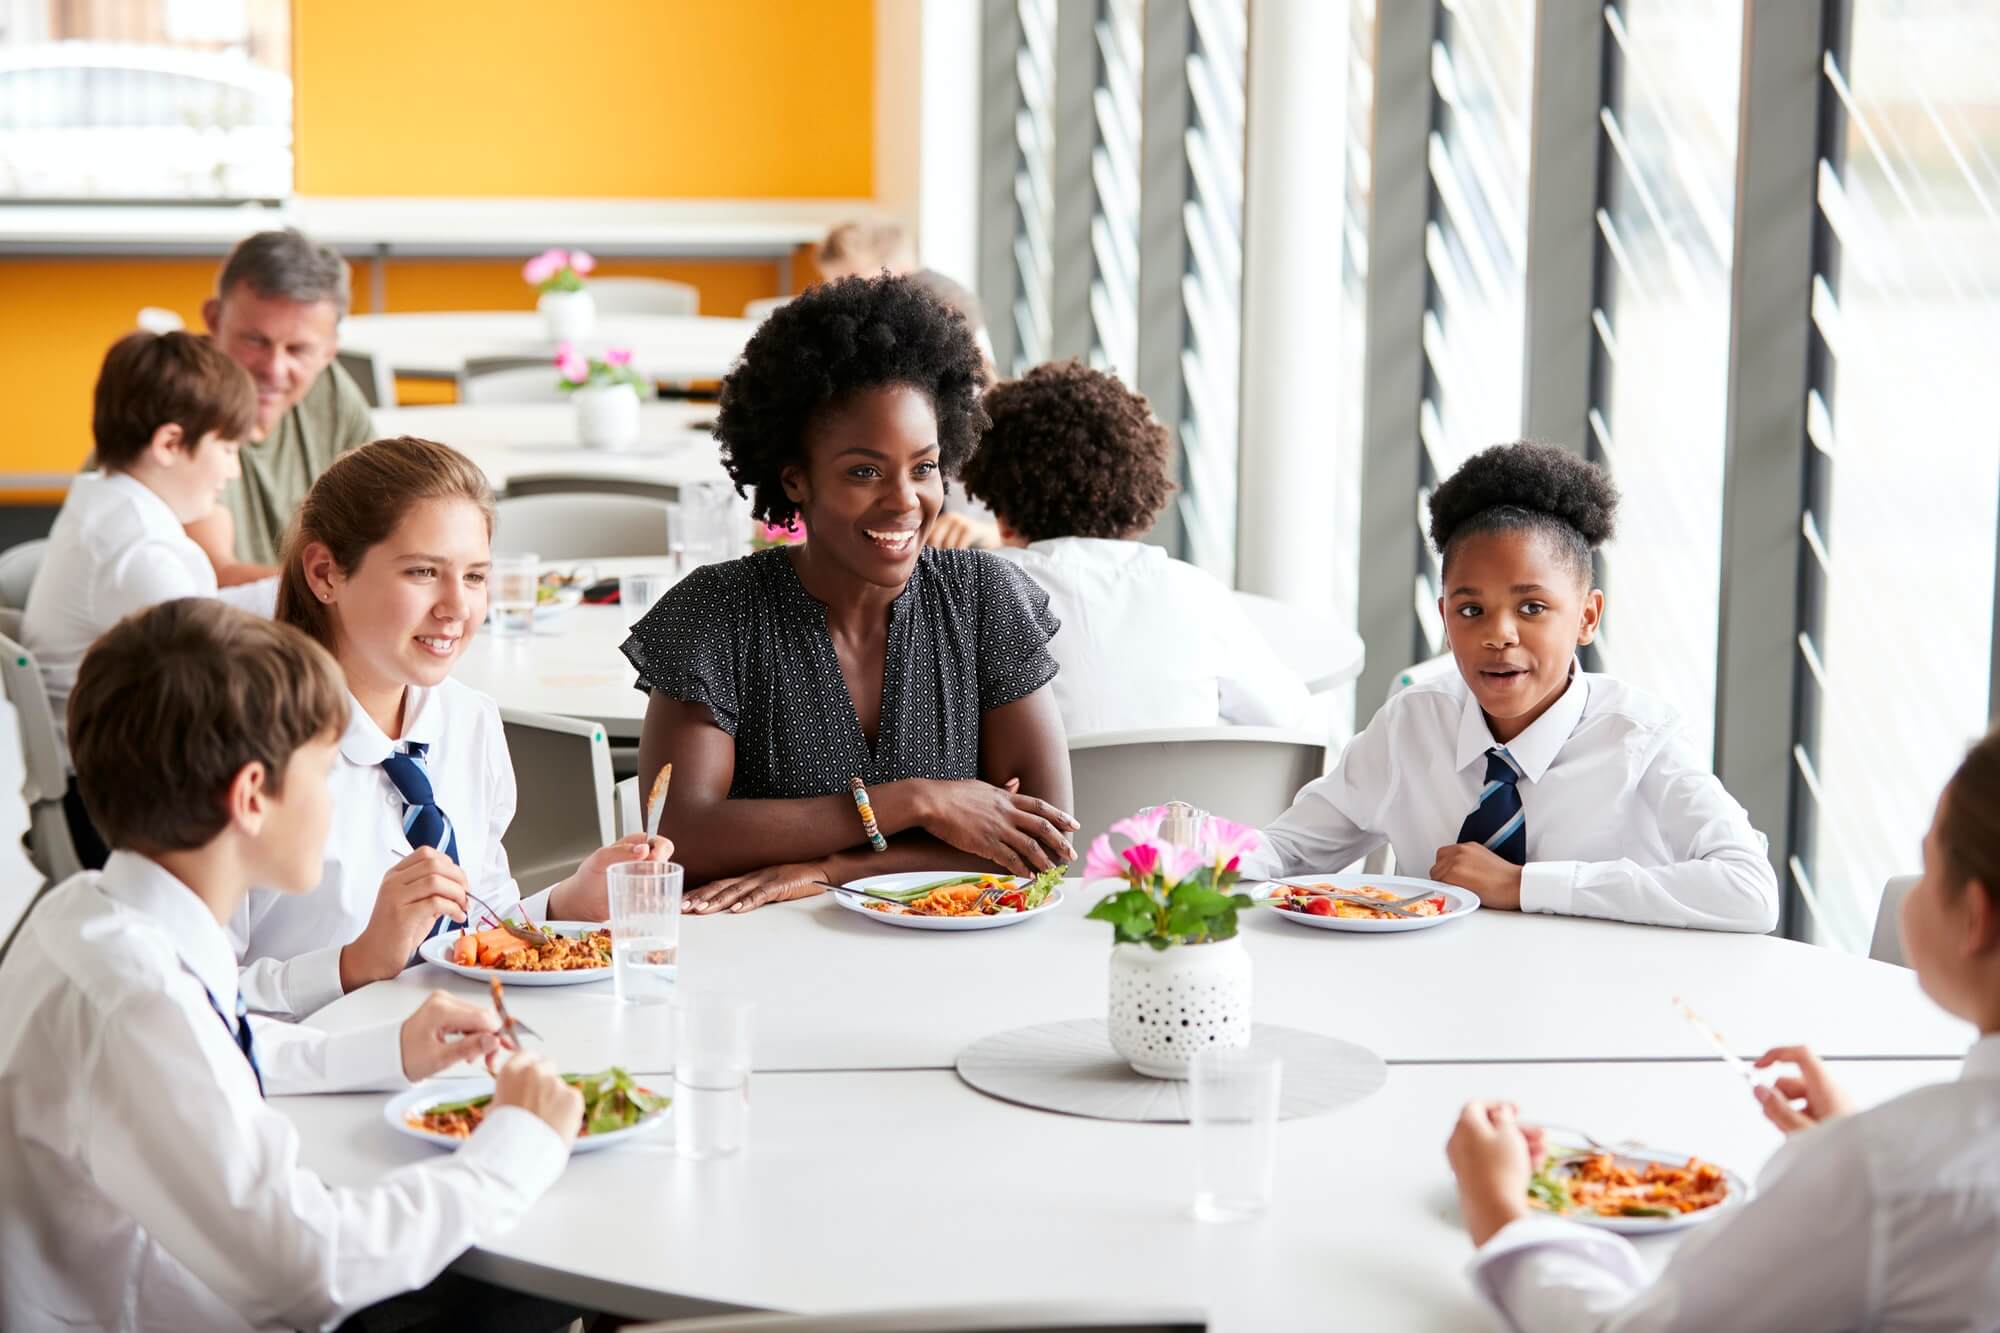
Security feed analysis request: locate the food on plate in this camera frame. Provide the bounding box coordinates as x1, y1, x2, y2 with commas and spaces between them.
1268, 882, 1451, 920
860, 867, 1062, 917
449, 922, 612, 971
1528, 1150, 1731, 1219
407, 1066, 667, 1139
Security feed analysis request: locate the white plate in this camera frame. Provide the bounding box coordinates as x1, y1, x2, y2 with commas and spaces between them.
534, 585, 586, 622
384, 1076, 671, 1154
830, 871, 1065, 931
1534, 1143, 1750, 1235
1255, 873, 1479, 933
416, 920, 611, 985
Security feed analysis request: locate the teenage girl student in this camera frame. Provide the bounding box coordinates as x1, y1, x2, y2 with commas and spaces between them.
232, 436, 669, 1018
1448, 727, 2000, 1328
1237, 442, 1778, 932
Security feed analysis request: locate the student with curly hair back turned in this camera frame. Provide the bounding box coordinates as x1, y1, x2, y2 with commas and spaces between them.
1239, 442, 1778, 932
961, 359, 1310, 736
621, 275, 1079, 913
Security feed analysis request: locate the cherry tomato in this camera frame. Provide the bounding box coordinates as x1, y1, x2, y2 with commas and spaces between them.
1304, 896, 1336, 917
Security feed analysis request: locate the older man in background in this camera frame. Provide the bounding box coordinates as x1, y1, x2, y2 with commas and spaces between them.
188, 229, 373, 583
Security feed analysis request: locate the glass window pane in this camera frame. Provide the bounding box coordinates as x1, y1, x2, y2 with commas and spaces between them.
1807, 0, 2000, 951
1590, 0, 1742, 762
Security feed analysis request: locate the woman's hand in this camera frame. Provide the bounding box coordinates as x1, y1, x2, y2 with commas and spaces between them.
1753, 1045, 1855, 1133
920, 778, 1079, 875
550, 833, 675, 920
1445, 1099, 1535, 1246
685, 861, 831, 915
1430, 843, 1523, 910
340, 848, 470, 992
398, 991, 505, 1081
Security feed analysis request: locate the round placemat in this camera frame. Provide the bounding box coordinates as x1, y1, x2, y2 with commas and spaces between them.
954, 1019, 1387, 1123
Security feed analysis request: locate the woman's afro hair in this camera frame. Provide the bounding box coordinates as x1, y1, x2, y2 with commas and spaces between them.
1426, 441, 1619, 583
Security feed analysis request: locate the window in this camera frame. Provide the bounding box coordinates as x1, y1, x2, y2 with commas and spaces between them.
0, 0, 291, 200
1799, 0, 2000, 951
1006, 0, 1059, 375
1330, 0, 1377, 636
1587, 0, 1741, 761
1087, 0, 1144, 385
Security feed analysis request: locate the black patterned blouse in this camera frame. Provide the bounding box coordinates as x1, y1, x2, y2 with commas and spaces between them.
620, 547, 1061, 799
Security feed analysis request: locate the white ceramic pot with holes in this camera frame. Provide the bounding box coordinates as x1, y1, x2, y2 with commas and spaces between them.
1107, 935, 1253, 1079
574, 383, 641, 451
538, 287, 596, 342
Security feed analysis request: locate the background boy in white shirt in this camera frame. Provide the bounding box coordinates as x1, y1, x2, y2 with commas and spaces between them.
1239, 442, 1778, 932
1447, 726, 2000, 1329
23, 330, 279, 867
961, 359, 1312, 737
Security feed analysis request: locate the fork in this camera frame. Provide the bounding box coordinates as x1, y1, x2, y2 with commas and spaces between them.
488, 976, 541, 1047
463, 889, 546, 946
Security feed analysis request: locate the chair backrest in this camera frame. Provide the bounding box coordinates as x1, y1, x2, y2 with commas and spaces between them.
500, 708, 614, 892
1870, 873, 1919, 966
613, 775, 642, 839
1066, 726, 1326, 864
0, 608, 21, 641
592, 276, 699, 316
0, 540, 48, 611
460, 356, 566, 404
629, 1306, 1205, 1333
0, 628, 83, 882
744, 295, 791, 322
504, 472, 682, 504
494, 492, 672, 560
334, 348, 397, 409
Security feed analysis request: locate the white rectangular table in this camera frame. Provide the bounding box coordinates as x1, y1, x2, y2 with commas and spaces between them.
371, 402, 730, 494
344, 311, 755, 383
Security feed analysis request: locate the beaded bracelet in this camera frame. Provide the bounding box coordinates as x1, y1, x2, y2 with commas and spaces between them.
850, 776, 889, 852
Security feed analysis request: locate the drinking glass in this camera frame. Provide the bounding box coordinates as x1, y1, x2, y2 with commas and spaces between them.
1142, 801, 1210, 849
489, 553, 539, 637
608, 861, 682, 1005
619, 571, 674, 623
674, 986, 754, 1158
682, 479, 746, 567
1190, 1046, 1283, 1222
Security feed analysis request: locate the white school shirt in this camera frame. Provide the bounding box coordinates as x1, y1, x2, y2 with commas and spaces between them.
21, 471, 277, 768
992, 537, 1312, 736
1237, 665, 1779, 932
1468, 1033, 2000, 1331
232, 678, 554, 1019
0, 852, 566, 1332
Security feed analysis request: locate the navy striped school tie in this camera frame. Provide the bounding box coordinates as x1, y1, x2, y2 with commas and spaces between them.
381, 742, 460, 944
1457, 747, 1528, 865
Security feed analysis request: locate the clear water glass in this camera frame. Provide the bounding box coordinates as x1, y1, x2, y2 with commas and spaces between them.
674, 986, 754, 1159
682, 479, 746, 567
489, 553, 539, 637
608, 861, 682, 1005
1141, 801, 1210, 848
619, 570, 674, 623
1190, 1046, 1283, 1222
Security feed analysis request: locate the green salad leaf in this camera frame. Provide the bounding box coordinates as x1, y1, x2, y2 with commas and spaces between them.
1018, 866, 1063, 909
1526, 1162, 1571, 1213
420, 1065, 668, 1137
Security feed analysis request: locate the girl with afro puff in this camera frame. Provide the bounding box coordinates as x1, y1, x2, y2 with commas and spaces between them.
1237, 442, 1778, 932
619, 275, 1078, 912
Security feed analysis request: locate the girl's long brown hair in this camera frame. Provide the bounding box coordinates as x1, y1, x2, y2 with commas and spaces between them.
274, 435, 495, 650
1939, 726, 2000, 901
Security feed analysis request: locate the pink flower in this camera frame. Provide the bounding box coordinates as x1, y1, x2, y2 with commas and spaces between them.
523, 248, 564, 286
605, 346, 633, 367
1122, 842, 1160, 880
1106, 808, 1167, 847
1159, 842, 1205, 884
1084, 832, 1125, 881
556, 349, 590, 383
1201, 817, 1261, 871
569, 250, 596, 275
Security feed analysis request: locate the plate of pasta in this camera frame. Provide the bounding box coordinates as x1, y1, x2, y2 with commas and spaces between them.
1526, 1143, 1747, 1235
830, 869, 1065, 931
386, 1067, 670, 1153
417, 920, 612, 985
1257, 874, 1477, 933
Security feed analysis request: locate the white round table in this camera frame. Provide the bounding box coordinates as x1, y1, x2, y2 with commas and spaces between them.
370, 402, 731, 494
283, 897, 1968, 1327
341, 311, 756, 382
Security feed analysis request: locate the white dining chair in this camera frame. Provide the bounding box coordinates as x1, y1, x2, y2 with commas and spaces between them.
500, 708, 615, 892
504, 473, 682, 504
1066, 725, 1325, 865
612, 775, 643, 838
744, 295, 791, 322
628, 1305, 1205, 1332
494, 492, 672, 560
591, 276, 699, 317
0, 540, 48, 611
0, 626, 83, 884
460, 356, 568, 404
1870, 874, 1920, 966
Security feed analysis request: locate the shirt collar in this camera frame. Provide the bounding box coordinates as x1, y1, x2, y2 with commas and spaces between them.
336, 685, 442, 767
96, 850, 241, 1008
1454, 660, 1589, 783
97, 470, 186, 538
1961, 1032, 2000, 1082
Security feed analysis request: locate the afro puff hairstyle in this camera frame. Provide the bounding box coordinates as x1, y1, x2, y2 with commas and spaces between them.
1426, 442, 1619, 586
713, 273, 988, 529
960, 360, 1175, 541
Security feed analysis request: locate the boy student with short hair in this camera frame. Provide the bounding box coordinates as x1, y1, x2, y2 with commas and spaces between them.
23, 329, 280, 869
0, 599, 591, 1330
1238, 442, 1779, 932
1448, 727, 2000, 1328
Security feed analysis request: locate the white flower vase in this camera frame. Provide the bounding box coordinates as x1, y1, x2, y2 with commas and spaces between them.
1107, 935, 1253, 1079
574, 383, 641, 451
538, 287, 596, 342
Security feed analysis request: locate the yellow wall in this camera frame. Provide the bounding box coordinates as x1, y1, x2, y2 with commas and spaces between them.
1, 0, 869, 483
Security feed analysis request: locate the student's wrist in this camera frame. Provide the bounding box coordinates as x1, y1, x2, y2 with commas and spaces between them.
1461, 1188, 1530, 1248
337, 939, 390, 993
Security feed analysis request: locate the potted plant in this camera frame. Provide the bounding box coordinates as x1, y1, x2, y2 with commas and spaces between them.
525, 247, 596, 341
1085, 808, 1260, 1078
557, 343, 647, 450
